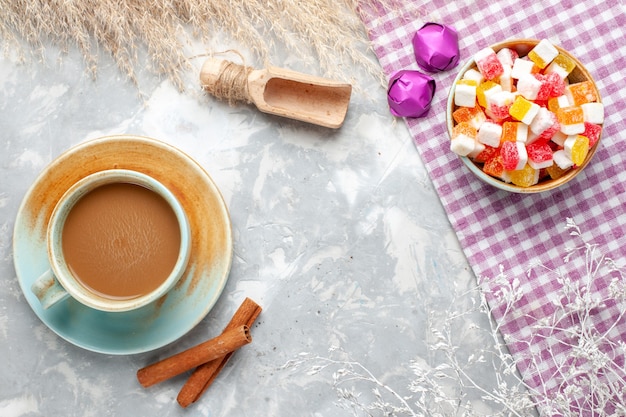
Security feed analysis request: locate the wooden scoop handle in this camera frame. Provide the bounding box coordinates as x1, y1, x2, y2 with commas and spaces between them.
199, 58, 352, 129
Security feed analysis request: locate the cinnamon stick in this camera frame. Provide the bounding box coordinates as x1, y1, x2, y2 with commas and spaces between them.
177, 297, 262, 407
137, 324, 251, 388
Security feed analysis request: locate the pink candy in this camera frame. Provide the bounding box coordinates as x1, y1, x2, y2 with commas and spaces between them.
534, 72, 565, 101
474, 47, 504, 80
527, 142, 554, 169
529, 107, 560, 142
583, 122, 602, 147
501, 141, 527, 171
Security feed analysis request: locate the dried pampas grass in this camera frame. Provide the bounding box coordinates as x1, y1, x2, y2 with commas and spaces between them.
0, 0, 390, 90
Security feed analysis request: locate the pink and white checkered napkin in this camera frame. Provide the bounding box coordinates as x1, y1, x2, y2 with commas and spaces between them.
361, 0, 626, 413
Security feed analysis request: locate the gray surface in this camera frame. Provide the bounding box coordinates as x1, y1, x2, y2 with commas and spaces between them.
1, 40, 491, 416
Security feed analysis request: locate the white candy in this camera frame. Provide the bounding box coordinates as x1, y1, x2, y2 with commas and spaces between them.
517, 99, 540, 125
560, 121, 585, 135
530, 107, 556, 134
466, 109, 487, 130
553, 149, 574, 170
482, 83, 503, 106
526, 130, 540, 145
545, 60, 569, 79
486, 90, 515, 116
468, 141, 486, 159
552, 95, 572, 109
454, 83, 477, 107
529, 39, 559, 68
551, 131, 568, 147
474, 47, 497, 63
511, 58, 537, 79
581, 102, 604, 124
564, 134, 587, 162
565, 83, 597, 105
499, 65, 513, 92
450, 134, 477, 156
477, 122, 502, 148
496, 48, 516, 67
517, 73, 542, 100
511, 122, 529, 144
462, 68, 484, 84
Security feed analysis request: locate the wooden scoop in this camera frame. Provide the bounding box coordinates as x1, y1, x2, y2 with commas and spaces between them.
200, 58, 352, 129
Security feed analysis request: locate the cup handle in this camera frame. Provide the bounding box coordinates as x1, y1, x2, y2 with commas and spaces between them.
31, 269, 70, 309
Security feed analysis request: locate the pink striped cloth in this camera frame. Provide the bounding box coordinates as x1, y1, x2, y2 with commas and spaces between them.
360, 0, 626, 413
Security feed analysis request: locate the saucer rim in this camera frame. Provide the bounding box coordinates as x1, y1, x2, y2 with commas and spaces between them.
13, 135, 233, 355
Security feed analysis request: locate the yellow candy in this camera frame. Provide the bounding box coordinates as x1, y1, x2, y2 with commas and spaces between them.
457, 79, 477, 87
546, 53, 576, 77
509, 164, 539, 187
546, 163, 569, 180
509, 96, 540, 124
527, 39, 558, 69
564, 134, 589, 166
476, 81, 501, 108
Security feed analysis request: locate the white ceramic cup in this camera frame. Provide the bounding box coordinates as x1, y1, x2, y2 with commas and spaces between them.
31, 169, 191, 312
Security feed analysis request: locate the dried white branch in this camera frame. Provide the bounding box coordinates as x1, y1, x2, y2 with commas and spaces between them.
283, 219, 626, 416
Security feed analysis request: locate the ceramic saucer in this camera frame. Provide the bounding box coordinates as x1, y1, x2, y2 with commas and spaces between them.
13, 135, 233, 355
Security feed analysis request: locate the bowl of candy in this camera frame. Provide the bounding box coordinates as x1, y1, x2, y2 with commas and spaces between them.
447, 39, 603, 193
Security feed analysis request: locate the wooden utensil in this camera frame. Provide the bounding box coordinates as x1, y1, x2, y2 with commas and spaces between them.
200, 58, 352, 129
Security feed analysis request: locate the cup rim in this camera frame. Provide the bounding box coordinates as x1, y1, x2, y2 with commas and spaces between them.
47, 169, 191, 312
446, 38, 602, 193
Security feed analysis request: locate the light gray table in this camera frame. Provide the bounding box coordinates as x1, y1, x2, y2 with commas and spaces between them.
0, 37, 493, 416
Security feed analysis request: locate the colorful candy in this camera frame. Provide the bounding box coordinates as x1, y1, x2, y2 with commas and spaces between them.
580, 102, 604, 124
529, 107, 559, 140
452, 105, 486, 129
482, 154, 509, 181
547, 95, 570, 113
545, 53, 576, 79
474, 47, 504, 80
509, 96, 540, 124
564, 134, 589, 166
500, 140, 527, 171
450, 39, 603, 187
511, 58, 539, 79
509, 163, 539, 187
487, 90, 515, 120
526, 142, 554, 169
477, 121, 503, 148
454, 79, 478, 107
496, 47, 518, 67
472, 144, 499, 163
450, 133, 477, 157
583, 122, 602, 147
517, 73, 543, 100
557, 106, 585, 135
450, 122, 478, 156
476, 81, 501, 108
546, 161, 569, 180
499, 64, 514, 92
553, 149, 574, 170
565, 81, 597, 106
462, 68, 484, 84
501, 121, 528, 144
527, 39, 559, 69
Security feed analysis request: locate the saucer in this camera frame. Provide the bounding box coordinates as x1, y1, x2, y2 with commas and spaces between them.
13, 135, 233, 355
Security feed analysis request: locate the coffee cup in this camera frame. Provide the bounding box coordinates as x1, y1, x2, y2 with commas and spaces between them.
31, 169, 191, 312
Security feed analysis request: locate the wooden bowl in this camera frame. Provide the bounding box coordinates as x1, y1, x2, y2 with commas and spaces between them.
446, 39, 602, 193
